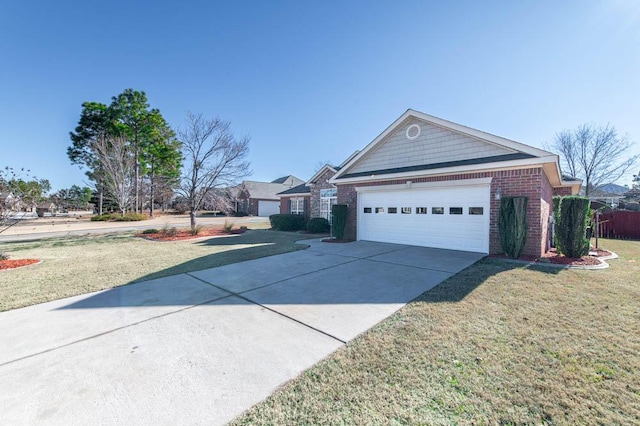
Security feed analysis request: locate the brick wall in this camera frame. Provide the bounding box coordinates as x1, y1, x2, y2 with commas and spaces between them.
336, 167, 555, 257
279, 196, 310, 221
553, 187, 573, 196
310, 168, 337, 218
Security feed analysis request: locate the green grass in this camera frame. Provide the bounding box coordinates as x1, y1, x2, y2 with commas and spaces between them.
232, 239, 640, 425
0, 229, 315, 312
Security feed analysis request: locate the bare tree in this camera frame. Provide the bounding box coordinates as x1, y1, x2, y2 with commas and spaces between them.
177, 112, 251, 229
549, 123, 638, 196
92, 135, 136, 215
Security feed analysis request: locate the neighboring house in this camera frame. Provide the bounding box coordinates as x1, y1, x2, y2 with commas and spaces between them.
36, 202, 57, 217
587, 183, 629, 208
232, 175, 304, 217
278, 153, 360, 222
323, 109, 581, 257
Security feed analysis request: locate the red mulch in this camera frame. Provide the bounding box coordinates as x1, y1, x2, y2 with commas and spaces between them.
0, 259, 40, 270
137, 227, 246, 241
491, 247, 612, 267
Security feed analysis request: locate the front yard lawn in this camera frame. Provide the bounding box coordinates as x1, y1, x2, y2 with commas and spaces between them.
232, 239, 640, 425
0, 229, 315, 312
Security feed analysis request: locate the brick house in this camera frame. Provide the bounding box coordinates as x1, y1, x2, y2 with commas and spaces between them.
278, 151, 361, 222
323, 110, 581, 257
232, 175, 304, 217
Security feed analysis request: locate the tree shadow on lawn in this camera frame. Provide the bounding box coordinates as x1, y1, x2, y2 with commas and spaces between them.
413, 258, 562, 305
56, 235, 562, 311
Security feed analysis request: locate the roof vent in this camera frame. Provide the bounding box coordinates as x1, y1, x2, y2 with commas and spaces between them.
406, 124, 421, 140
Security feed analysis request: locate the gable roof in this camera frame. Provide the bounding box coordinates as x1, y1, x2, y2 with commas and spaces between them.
232, 179, 301, 200
306, 164, 338, 186
271, 175, 304, 185
277, 183, 311, 196
331, 109, 579, 190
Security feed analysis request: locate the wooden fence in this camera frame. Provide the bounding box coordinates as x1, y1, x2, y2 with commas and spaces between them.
597, 211, 640, 239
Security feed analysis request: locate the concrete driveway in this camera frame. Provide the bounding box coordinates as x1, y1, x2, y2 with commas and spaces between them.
0, 239, 484, 425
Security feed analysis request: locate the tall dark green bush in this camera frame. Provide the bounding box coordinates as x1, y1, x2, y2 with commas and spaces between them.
269, 214, 306, 231
555, 196, 590, 258
331, 204, 348, 240
499, 196, 528, 259
307, 217, 330, 234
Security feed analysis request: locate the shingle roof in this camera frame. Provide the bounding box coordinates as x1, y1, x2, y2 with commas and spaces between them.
337, 153, 535, 179
277, 183, 311, 196
270, 175, 304, 185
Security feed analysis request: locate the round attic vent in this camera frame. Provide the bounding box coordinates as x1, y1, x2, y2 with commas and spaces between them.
406, 124, 421, 140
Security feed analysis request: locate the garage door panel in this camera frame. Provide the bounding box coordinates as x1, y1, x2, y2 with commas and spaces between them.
358, 185, 490, 253
257, 201, 280, 217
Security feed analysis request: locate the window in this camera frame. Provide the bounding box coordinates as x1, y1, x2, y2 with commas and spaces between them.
320, 187, 338, 223
416, 207, 427, 214
320, 188, 337, 198
469, 207, 484, 215
290, 198, 305, 215
363, 207, 372, 213
432, 207, 444, 215
401, 207, 412, 214
388, 207, 397, 214
449, 207, 463, 215
375, 207, 384, 213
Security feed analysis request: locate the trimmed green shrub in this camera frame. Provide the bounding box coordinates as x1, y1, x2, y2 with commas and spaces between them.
113, 213, 147, 222
91, 213, 114, 221
142, 228, 158, 234
499, 196, 528, 259
331, 204, 348, 240
307, 217, 330, 234
91, 212, 147, 222
269, 214, 306, 231
556, 196, 590, 258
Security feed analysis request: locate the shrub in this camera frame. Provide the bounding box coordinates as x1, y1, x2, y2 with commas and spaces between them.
556, 196, 590, 258
498, 196, 528, 259
142, 228, 158, 234
0, 252, 9, 261
331, 204, 348, 240
189, 225, 204, 236
223, 220, 234, 232
91, 212, 147, 222
307, 217, 330, 234
269, 214, 306, 231
91, 213, 114, 221
161, 224, 178, 237
113, 213, 147, 222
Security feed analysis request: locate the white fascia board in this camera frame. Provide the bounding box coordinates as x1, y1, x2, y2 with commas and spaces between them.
277, 193, 311, 198
306, 164, 337, 186
355, 177, 493, 193
332, 109, 555, 181
408, 110, 554, 158
331, 156, 558, 185
332, 110, 414, 181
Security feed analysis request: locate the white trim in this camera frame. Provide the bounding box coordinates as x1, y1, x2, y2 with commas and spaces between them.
331, 156, 558, 185
332, 109, 555, 182
406, 124, 421, 140
355, 177, 493, 193
305, 164, 337, 187
278, 193, 311, 198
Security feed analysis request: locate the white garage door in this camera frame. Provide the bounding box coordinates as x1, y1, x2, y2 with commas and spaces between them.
258, 200, 280, 217
358, 183, 490, 253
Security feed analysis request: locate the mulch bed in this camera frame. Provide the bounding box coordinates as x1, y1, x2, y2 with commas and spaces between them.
137, 227, 246, 242
0, 259, 40, 270
491, 247, 612, 267
321, 238, 353, 243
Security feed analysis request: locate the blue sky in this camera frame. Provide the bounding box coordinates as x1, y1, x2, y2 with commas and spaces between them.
1, 0, 639, 191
